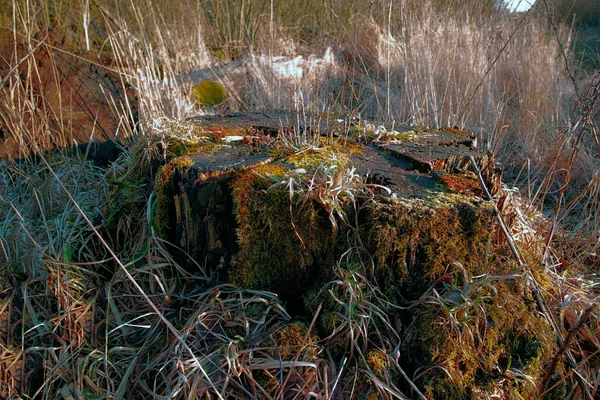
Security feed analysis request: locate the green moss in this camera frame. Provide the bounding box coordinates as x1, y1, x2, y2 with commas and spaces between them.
401, 272, 559, 399
283, 142, 360, 169
229, 162, 359, 313
355, 191, 567, 398
166, 133, 215, 157
168, 155, 194, 169
285, 148, 346, 169
153, 167, 171, 238
191, 80, 228, 107
231, 165, 336, 300
367, 195, 496, 297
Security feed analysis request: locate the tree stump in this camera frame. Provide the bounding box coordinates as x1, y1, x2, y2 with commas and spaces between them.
156, 113, 500, 297
154, 114, 561, 398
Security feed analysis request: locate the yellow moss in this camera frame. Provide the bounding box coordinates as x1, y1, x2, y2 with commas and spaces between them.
285, 147, 349, 169
169, 155, 194, 169
166, 137, 200, 157
366, 350, 390, 378
191, 80, 227, 107
280, 136, 368, 169
342, 142, 365, 155
263, 322, 318, 360
249, 163, 288, 179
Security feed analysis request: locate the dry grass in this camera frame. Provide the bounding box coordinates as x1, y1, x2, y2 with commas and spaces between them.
0, 0, 599, 398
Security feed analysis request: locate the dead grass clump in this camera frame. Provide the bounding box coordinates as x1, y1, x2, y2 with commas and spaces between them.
0, 157, 106, 276
137, 284, 326, 399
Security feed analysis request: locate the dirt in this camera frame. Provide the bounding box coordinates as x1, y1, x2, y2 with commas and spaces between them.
0, 27, 136, 159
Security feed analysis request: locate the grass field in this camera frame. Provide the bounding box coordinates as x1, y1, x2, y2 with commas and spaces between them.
0, 0, 599, 398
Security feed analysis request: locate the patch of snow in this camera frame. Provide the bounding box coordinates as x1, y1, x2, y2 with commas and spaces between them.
222, 135, 245, 143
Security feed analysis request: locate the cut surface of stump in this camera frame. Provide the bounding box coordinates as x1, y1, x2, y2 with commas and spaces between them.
188, 111, 291, 137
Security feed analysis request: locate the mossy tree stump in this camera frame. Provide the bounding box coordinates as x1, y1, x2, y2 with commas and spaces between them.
156, 144, 272, 276
154, 113, 561, 398
155, 114, 498, 288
